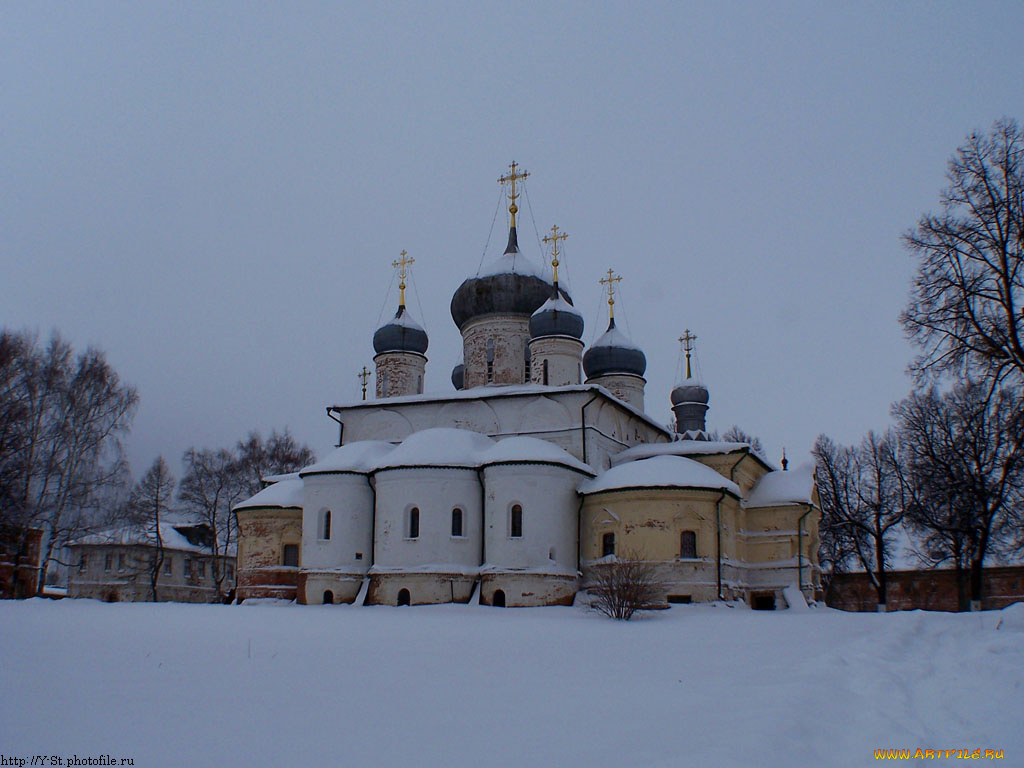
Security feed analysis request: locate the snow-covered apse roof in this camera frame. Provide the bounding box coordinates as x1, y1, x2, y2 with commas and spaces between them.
233, 476, 305, 511
745, 462, 816, 508
374, 428, 496, 469
578, 455, 740, 496
300, 441, 396, 476
480, 436, 594, 475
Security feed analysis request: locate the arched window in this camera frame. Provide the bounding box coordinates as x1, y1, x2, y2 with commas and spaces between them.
283, 544, 299, 567
323, 590, 334, 605
451, 508, 463, 537
510, 504, 523, 538
408, 507, 420, 539
680, 530, 697, 559
486, 339, 495, 383
492, 589, 506, 607
602, 532, 615, 557
397, 588, 411, 606
524, 346, 531, 381
381, 371, 389, 395
320, 509, 332, 541
542, 359, 549, 385
417, 375, 423, 394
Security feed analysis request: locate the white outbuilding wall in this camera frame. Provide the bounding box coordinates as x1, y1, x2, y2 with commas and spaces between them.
301, 473, 374, 573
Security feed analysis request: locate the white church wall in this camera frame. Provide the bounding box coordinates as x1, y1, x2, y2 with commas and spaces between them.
482, 463, 581, 574
372, 467, 483, 571
301, 473, 374, 574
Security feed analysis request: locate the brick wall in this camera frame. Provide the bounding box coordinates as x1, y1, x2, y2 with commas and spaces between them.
826, 566, 1024, 612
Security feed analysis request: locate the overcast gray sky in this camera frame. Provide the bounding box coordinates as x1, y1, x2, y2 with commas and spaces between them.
3, 2, 1022, 478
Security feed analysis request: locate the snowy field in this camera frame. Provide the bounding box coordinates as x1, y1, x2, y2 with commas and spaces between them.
1, 599, 1022, 768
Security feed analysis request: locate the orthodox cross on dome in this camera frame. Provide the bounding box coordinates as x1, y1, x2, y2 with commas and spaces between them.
679, 329, 697, 379
599, 268, 622, 320
498, 161, 529, 229
392, 250, 414, 307
542, 225, 568, 284
358, 366, 371, 401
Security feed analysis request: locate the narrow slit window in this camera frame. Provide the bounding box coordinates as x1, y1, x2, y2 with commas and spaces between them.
542, 359, 549, 385
680, 530, 697, 559
321, 509, 332, 540
409, 507, 420, 539
451, 508, 463, 537
510, 504, 523, 538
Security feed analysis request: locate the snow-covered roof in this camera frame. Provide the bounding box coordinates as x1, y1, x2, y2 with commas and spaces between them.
480, 436, 594, 475
300, 441, 395, 476
612, 440, 750, 465
578, 455, 740, 497
374, 428, 496, 469
745, 462, 815, 508
477, 250, 549, 280
69, 523, 217, 554
328, 383, 673, 439
234, 476, 305, 511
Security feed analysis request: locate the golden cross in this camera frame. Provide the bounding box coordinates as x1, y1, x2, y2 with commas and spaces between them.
599, 268, 622, 320
498, 161, 530, 228
542, 225, 568, 284
679, 329, 697, 379
391, 250, 414, 306
358, 366, 371, 401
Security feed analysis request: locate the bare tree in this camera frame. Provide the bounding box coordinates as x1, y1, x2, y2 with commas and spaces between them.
177, 448, 245, 601
894, 382, 1024, 611
588, 552, 667, 620
813, 431, 908, 611
178, 430, 314, 600
235, 429, 315, 495
720, 425, 767, 461
902, 118, 1024, 388
0, 329, 137, 593
127, 457, 175, 602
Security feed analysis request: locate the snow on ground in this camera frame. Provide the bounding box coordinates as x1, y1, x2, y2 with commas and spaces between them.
1, 600, 1022, 768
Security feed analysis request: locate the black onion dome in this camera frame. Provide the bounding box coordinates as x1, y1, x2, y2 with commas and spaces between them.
373, 305, 428, 355
529, 288, 584, 340
450, 227, 566, 331
583, 319, 646, 378
670, 382, 710, 406
451, 362, 464, 390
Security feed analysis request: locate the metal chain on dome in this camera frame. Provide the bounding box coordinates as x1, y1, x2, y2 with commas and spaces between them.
407, 267, 428, 335
476, 186, 506, 276
374, 268, 399, 330
521, 181, 549, 281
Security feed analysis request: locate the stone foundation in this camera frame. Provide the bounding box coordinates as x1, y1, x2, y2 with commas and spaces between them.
365, 571, 476, 606
300, 571, 365, 604
480, 571, 578, 607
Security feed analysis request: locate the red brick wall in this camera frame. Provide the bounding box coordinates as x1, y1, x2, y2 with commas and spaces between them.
826, 566, 1024, 612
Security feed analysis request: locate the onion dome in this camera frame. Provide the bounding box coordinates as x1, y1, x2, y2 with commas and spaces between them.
450, 227, 566, 330
529, 288, 584, 339
671, 381, 709, 406
373, 305, 428, 355
451, 360, 465, 390
583, 318, 646, 378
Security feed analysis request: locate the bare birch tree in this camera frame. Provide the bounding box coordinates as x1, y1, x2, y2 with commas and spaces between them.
127, 457, 175, 602
0, 329, 137, 593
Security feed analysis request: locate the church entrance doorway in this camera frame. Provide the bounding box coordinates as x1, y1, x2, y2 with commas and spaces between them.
397, 588, 411, 606
492, 589, 506, 607
323, 590, 334, 605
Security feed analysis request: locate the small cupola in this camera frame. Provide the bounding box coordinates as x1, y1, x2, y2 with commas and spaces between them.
670, 329, 710, 437
530, 225, 584, 340
373, 251, 428, 398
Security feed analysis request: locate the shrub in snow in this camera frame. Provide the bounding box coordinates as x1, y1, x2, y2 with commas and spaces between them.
588, 553, 666, 621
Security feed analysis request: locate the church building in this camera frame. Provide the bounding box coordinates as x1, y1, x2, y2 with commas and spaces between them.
234, 164, 821, 609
